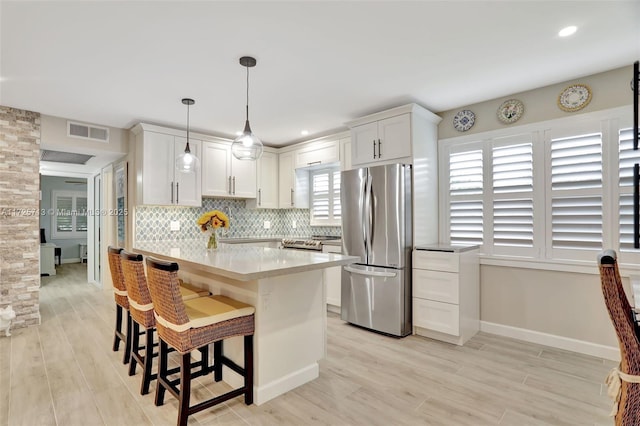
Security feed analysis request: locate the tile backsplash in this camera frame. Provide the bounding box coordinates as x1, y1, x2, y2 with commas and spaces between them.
135, 198, 340, 242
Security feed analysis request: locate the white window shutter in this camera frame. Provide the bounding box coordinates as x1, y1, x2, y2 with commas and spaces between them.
449, 149, 483, 245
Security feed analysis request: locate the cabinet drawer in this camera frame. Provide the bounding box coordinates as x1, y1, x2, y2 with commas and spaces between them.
413, 269, 459, 304
413, 298, 460, 336
413, 250, 459, 272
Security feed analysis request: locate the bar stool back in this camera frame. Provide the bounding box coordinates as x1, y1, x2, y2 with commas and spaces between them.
107, 246, 131, 364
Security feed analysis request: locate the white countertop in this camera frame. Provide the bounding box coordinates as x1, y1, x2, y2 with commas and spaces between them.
134, 240, 358, 282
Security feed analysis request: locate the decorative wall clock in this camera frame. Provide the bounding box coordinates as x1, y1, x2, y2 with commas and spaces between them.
497, 99, 524, 124
453, 109, 475, 132
558, 84, 592, 112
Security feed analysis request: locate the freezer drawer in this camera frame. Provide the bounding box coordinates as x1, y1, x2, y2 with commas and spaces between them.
341, 264, 411, 337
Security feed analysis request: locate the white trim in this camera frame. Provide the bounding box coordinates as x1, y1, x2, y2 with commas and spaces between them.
480, 320, 620, 361
480, 254, 640, 277
61, 258, 82, 264
253, 363, 319, 405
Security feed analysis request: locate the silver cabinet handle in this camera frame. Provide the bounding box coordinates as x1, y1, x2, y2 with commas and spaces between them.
378, 139, 381, 158
307, 160, 321, 166
258, 188, 262, 206
228, 176, 232, 194
170, 182, 174, 203
176, 182, 179, 204
290, 188, 294, 206
372, 140, 376, 159
232, 176, 236, 195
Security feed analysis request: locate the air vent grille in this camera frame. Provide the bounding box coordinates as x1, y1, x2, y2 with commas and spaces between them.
40, 150, 94, 165
67, 121, 109, 142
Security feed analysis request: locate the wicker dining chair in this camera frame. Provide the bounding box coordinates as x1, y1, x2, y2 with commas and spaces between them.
107, 246, 132, 364
120, 250, 210, 395
597, 250, 640, 425
145, 256, 255, 426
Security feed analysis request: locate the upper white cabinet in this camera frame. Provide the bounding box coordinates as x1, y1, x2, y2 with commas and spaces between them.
247, 150, 278, 209
340, 136, 352, 171
351, 114, 411, 166
346, 103, 441, 168
294, 139, 340, 169
278, 151, 309, 208
132, 124, 202, 207
202, 140, 256, 198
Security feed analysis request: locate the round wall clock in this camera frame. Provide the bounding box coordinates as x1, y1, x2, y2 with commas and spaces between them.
497, 99, 524, 124
558, 84, 592, 112
453, 110, 475, 132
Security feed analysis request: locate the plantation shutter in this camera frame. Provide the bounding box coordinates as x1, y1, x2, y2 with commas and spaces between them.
619, 128, 636, 251
310, 167, 341, 225
56, 196, 73, 232
550, 132, 603, 251
76, 196, 88, 231
492, 142, 534, 247
449, 149, 483, 245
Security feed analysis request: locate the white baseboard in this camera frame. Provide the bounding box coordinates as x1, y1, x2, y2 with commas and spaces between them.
480, 321, 620, 361
254, 363, 319, 405
61, 258, 82, 264
326, 304, 340, 314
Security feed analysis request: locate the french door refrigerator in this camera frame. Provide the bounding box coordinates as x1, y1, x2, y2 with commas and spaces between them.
341, 163, 412, 337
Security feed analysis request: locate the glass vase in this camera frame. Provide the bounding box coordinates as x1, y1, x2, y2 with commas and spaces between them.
205, 229, 219, 250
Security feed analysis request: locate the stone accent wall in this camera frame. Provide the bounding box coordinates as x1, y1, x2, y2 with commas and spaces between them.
0, 106, 41, 328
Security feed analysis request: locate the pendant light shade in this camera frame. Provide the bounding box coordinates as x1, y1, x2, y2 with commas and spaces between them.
231, 56, 263, 161
176, 98, 200, 173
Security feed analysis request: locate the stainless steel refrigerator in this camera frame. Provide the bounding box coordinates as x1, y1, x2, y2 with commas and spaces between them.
341, 163, 412, 337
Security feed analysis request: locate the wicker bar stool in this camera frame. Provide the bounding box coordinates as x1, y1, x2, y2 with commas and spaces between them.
145, 256, 255, 426
107, 246, 132, 364
120, 250, 210, 395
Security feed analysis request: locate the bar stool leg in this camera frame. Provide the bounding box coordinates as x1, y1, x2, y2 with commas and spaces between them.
178, 352, 192, 426
123, 311, 132, 365
155, 339, 168, 407
141, 327, 155, 395
113, 305, 123, 352
128, 321, 140, 376
244, 334, 253, 405
213, 340, 223, 382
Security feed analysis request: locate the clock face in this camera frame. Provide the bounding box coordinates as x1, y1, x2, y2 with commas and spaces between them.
497, 99, 524, 124
453, 110, 475, 132
558, 84, 592, 112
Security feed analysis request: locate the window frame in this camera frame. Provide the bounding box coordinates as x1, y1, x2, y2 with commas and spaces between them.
51, 190, 88, 239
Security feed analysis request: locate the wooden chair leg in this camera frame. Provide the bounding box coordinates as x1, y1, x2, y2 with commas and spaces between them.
178, 352, 192, 426
155, 339, 168, 406
199, 344, 209, 375
213, 340, 223, 382
113, 304, 123, 352
141, 327, 155, 395
244, 334, 253, 405
123, 311, 132, 364
128, 321, 140, 376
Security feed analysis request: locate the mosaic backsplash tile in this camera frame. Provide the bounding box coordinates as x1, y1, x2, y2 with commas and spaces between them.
135, 198, 341, 242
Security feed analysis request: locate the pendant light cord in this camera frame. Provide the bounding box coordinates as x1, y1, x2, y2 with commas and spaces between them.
245, 65, 250, 122
185, 101, 191, 152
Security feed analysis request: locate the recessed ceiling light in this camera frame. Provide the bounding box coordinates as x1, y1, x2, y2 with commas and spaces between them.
558, 26, 577, 37
301, 130, 309, 136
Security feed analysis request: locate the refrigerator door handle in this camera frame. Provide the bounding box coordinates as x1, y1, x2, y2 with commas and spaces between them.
362, 174, 369, 255
368, 174, 375, 247
344, 266, 397, 278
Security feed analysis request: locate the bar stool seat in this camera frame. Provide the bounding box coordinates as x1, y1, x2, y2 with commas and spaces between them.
120, 250, 210, 395
145, 256, 254, 426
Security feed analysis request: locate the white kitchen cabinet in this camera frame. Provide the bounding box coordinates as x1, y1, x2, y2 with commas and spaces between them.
351, 113, 411, 166
340, 136, 352, 171
132, 124, 202, 207
294, 139, 340, 169
278, 151, 308, 208
412, 246, 479, 345
248, 150, 278, 209
322, 244, 342, 312
201, 140, 256, 198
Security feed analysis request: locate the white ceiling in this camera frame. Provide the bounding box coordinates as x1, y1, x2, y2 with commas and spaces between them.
1, 1, 639, 148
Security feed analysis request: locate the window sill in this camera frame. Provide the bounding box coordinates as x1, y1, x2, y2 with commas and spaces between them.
480, 254, 640, 277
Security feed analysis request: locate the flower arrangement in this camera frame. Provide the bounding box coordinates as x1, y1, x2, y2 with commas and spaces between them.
197, 210, 230, 250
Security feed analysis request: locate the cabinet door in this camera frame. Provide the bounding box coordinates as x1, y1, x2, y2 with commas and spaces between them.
202, 141, 231, 197
142, 131, 174, 205
230, 155, 257, 198
377, 113, 411, 161
323, 245, 342, 307
340, 137, 352, 171
174, 137, 202, 206
278, 151, 295, 208
256, 151, 278, 208
351, 121, 378, 166
295, 140, 340, 168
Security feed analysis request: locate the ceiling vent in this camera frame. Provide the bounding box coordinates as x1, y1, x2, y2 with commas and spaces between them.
40, 149, 94, 165
67, 121, 109, 143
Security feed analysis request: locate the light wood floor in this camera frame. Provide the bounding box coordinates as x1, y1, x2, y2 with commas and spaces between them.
1, 263, 614, 426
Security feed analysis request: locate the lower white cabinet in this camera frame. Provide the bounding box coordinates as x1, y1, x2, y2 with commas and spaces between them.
412, 246, 479, 345
322, 244, 342, 312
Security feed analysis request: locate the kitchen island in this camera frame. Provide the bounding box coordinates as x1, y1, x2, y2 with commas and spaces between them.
134, 240, 358, 405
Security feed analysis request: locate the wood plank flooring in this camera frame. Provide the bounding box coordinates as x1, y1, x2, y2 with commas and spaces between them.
0, 263, 614, 425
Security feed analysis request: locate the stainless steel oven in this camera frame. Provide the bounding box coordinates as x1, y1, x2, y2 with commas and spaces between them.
281, 235, 341, 251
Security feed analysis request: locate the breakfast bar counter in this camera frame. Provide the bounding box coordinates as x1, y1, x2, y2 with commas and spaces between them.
134, 240, 358, 405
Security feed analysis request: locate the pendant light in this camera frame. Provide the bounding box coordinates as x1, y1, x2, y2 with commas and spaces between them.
176, 98, 200, 173
231, 56, 263, 161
